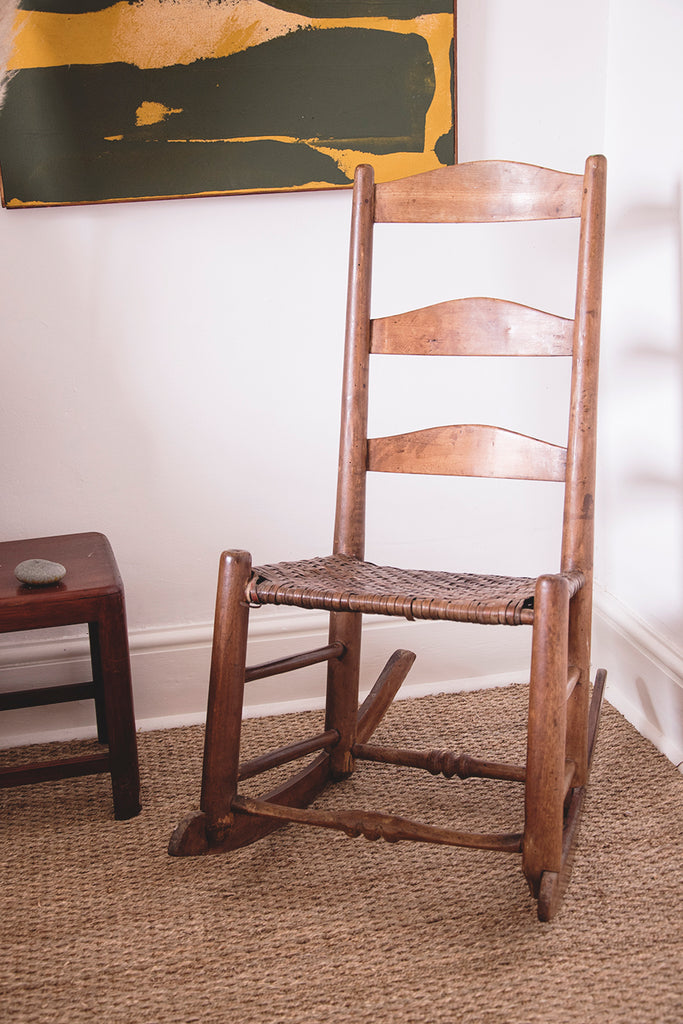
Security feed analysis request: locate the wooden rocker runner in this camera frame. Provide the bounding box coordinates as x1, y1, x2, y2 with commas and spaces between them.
169, 156, 608, 921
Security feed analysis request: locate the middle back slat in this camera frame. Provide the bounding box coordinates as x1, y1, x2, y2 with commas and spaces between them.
367, 424, 567, 482
370, 297, 574, 356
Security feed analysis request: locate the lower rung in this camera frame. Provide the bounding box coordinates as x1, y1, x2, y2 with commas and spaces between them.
238, 729, 339, 781
0, 681, 96, 711
233, 794, 523, 853
245, 642, 345, 683
353, 742, 526, 782
0, 753, 110, 788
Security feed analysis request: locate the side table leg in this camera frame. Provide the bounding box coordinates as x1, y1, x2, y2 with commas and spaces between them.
88, 622, 109, 744
96, 593, 141, 819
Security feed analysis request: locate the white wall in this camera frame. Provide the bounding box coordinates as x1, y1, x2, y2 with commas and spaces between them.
598, 0, 683, 641
1, 1, 681, 765
594, 0, 683, 764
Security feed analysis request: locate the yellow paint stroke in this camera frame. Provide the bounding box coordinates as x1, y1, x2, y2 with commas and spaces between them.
135, 101, 183, 127
10, 1, 325, 70
311, 144, 444, 182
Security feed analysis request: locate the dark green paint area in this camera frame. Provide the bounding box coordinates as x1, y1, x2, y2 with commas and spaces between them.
1, 26, 448, 205
433, 37, 455, 164
2, 139, 352, 205
434, 128, 454, 165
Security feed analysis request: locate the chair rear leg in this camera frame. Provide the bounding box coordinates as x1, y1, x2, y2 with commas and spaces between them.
169, 550, 251, 855
564, 585, 592, 787
325, 611, 362, 779
523, 575, 570, 901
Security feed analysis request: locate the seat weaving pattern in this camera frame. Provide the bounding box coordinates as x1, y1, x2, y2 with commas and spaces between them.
247, 554, 576, 625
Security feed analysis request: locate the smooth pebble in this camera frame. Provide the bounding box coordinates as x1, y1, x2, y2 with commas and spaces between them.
14, 558, 67, 586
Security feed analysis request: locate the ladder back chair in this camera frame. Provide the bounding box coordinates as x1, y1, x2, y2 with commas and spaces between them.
170, 156, 607, 921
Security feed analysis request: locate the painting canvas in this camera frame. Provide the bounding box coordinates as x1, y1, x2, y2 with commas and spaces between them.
0, 0, 456, 208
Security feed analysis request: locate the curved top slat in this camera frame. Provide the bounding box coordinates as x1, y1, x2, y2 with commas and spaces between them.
374, 161, 584, 224
370, 297, 574, 356
367, 424, 567, 482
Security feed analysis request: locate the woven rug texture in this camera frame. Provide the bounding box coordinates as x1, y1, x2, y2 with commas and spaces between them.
1, 685, 681, 1024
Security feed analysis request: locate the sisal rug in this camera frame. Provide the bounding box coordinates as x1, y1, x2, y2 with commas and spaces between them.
1, 686, 681, 1024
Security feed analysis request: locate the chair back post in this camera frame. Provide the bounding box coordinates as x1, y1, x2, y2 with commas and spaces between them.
561, 154, 607, 782
332, 162, 376, 560
326, 163, 376, 779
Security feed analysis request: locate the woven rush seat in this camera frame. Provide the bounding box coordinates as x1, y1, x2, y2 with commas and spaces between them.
248, 554, 582, 625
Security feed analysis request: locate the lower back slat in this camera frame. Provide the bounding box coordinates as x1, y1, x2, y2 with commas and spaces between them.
367, 424, 567, 481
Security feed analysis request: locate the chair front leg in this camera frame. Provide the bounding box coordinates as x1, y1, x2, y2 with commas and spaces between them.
200, 549, 252, 842
522, 574, 571, 897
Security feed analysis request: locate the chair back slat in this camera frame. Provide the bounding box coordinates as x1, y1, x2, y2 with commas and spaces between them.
370, 297, 574, 356
367, 425, 567, 482
374, 161, 584, 224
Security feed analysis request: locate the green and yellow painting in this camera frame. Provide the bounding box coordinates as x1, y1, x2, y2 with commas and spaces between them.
0, 0, 456, 207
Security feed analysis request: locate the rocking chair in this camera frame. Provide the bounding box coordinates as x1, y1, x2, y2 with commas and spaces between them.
169, 156, 607, 921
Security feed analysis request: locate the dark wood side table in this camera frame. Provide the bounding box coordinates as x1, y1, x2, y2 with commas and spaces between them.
0, 532, 141, 819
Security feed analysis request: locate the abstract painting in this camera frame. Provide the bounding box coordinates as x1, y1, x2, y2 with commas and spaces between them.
0, 0, 456, 208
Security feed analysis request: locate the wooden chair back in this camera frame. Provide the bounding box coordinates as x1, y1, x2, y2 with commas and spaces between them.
334, 158, 607, 600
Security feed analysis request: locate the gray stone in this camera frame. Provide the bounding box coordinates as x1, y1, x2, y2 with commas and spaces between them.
15, 558, 67, 586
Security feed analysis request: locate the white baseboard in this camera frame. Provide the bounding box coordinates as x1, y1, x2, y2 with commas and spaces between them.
0, 608, 531, 749
2, 594, 681, 773
592, 589, 683, 770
